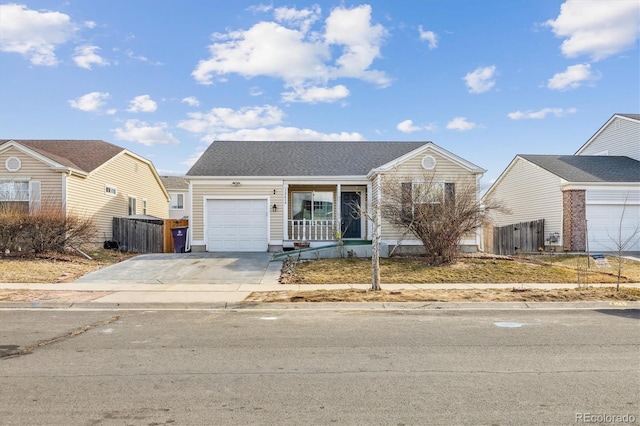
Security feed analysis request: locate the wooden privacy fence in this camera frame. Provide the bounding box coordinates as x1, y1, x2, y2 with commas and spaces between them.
112, 217, 164, 253
493, 219, 545, 255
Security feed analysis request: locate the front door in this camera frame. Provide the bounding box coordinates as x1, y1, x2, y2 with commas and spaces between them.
341, 192, 361, 239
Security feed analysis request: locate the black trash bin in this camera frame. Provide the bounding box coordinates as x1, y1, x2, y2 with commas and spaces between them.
170, 226, 188, 253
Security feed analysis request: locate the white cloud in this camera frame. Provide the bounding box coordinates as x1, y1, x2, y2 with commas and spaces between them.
181, 96, 200, 107
547, 63, 596, 90
274, 5, 321, 32
418, 26, 438, 49
545, 0, 640, 61
463, 65, 497, 94
73, 45, 109, 69
113, 119, 179, 146
192, 4, 390, 102
68, 91, 110, 112
127, 95, 158, 113
123, 49, 162, 66
446, 117, 477, 131
83, 21, 96, 29
397, 119, 422, 133
249, 86, 264, 97
507, 107, 577, 120
178, 105, 285, 134
215, 126, 365, 141
281, 84, 350, 103
0, 4, 76, 66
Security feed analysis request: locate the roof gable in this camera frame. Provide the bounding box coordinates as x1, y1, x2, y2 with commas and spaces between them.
187, 141, 436, 177
0, 139, 125, 173
575, 113, 640, 155
520, 155, 640, 182
160, 175, 189, 190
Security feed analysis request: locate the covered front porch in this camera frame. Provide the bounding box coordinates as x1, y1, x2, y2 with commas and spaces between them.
281, 182, 371, 249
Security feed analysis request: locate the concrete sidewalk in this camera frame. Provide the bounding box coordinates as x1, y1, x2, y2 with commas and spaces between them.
1, 281, 639, 306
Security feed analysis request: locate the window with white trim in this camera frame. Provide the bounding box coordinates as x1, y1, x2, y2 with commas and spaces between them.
292, 191, 334, 221
0, 179, 40, 213
170, 193, 184, 210
142, 199, 147, 215
128, 196, 137, 215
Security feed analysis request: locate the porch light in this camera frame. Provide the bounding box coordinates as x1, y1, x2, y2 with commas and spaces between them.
272, 203, 278, 212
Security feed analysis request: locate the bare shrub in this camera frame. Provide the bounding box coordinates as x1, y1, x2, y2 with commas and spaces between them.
379, 173, 504, 265
0, 198, 96, 254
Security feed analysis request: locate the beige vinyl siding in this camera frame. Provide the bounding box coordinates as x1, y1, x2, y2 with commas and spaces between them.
578, 117, 640, 161
0, 146, 64, 206
66, 152, 169, 242
191, 181, 284, 243
487, 157, 563, 237
378, 150, 478, 241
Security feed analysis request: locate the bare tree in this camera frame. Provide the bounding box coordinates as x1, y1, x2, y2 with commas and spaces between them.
378, 172, 503, 265
605, 197, 640, 290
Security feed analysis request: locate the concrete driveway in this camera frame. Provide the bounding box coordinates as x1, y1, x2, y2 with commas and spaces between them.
73, 252, 282, 285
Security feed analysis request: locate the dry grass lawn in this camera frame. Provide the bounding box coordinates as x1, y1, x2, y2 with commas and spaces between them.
0, 249, 136, 283
246, 287, 640, 303
284, 254, 640, 284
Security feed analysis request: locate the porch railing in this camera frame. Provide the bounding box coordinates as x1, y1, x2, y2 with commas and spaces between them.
289, 220, 338, 241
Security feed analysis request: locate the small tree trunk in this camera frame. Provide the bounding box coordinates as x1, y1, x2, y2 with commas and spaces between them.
371, 174, 382, 291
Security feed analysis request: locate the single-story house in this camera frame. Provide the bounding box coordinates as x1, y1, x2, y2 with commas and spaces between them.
185, 140, 487, 253
160, 176, 190, 220
0, 139, 170, 246
482, 114, 640, 253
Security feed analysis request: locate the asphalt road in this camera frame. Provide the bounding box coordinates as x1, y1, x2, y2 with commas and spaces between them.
1, 308, 638, 425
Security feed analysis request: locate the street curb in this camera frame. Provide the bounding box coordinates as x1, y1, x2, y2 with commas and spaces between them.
1, 301, 638, 311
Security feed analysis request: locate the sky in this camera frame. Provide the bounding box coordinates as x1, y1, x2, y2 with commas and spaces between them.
0, 0, 638, 189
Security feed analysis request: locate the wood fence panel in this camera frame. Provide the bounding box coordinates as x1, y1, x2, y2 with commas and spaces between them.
493, 219, 545, 255
164, 219, 189, 253
112, 217, 164, 253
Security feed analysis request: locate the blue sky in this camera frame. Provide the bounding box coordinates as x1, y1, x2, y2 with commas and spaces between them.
1, 0, 638, 188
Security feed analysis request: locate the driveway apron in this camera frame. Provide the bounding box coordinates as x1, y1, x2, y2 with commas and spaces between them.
73, 252, 279, 285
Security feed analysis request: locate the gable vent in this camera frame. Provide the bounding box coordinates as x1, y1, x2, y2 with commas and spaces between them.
5, 157, 21, 172
421, 155, 436, 170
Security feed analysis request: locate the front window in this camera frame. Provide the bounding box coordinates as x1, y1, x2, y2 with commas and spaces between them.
170, 193, 184, 209
0, 179, 29, 202
292, 192, 334, 221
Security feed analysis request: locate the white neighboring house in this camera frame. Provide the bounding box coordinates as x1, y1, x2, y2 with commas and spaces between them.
160, 176, 190, 220
483, 114, 640, 253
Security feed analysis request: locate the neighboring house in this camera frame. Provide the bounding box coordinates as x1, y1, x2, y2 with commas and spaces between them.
0, 139, 170, 245
483, 114, 640, 253
185, 140, 486, 253
160, 176, 190, 220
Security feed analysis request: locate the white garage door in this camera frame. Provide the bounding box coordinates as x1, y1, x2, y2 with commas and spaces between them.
586, 204, 640, 252
207, 199, 268, 252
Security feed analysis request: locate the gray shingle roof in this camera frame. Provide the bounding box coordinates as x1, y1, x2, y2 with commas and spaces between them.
618, 113, 640, 121
160, 175, 189, 190
187, 141, 431, 176
520, 155, 640, 182
0, 139, 125, 173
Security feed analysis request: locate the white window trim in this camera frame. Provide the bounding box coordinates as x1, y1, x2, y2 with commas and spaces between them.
128, 195, 137, 215
105, 185, 117, 196
170, 193, 185, 210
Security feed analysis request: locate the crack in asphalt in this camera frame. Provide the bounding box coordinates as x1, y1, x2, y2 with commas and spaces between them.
0, 312, 130, 359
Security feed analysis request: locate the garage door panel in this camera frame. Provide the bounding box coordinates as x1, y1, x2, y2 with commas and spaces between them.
587, 204, 640, 252
207, 199, 268, 252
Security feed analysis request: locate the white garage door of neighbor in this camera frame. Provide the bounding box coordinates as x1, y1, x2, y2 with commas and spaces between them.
207, 199, 268, 252
586, 204, 640, 252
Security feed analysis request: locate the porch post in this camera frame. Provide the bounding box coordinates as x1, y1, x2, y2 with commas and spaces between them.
283, 183, 289, 241
336, 184, 341, 239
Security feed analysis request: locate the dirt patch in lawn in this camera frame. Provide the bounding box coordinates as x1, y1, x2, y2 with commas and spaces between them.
245, 287, 640, 303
